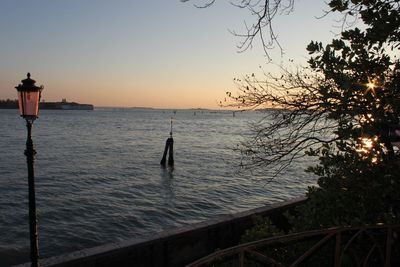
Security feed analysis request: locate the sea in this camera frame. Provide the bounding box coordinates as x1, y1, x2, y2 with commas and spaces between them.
0, 108, 317, 266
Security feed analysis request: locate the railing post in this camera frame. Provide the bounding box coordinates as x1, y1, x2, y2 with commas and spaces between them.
239, 250, 244, 267
335, 231, 341, 267
385, 226, 392, 267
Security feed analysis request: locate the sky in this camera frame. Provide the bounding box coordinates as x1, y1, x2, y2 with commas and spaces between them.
0, 0, 341, 109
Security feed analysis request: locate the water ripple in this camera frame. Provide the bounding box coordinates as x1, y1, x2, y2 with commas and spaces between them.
0, 109, 317, 266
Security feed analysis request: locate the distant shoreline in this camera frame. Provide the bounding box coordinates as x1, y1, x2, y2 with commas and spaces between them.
0, 99, 94, 110
1, 99, 279, 112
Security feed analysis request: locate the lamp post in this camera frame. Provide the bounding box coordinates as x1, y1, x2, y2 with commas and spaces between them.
15, 73, 43, 267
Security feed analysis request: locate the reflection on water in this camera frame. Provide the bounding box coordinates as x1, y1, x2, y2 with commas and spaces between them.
160, 166, 175, 203
160, 165, 174, 180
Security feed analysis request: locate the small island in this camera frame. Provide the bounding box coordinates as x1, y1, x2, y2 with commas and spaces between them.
0, 98, 94, 110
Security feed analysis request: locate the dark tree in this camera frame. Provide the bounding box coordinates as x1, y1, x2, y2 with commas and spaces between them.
184, 0, 400, 225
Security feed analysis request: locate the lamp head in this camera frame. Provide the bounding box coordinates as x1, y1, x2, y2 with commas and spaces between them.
15, 73, 44, 120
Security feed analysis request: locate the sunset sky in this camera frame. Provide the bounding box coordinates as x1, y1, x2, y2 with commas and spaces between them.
0, 1, 340, 109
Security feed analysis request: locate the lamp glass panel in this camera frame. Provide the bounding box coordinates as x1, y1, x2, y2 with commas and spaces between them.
17, 92, 24, 116
19, 91, 40, 117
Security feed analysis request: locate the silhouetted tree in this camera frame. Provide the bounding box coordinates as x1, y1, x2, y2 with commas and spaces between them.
184, 0, 400, 225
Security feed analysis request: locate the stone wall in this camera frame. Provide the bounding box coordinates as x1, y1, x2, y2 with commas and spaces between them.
14, 197, 307, 267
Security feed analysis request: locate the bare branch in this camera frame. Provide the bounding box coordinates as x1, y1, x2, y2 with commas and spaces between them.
224, 65, 346, 178
181, 0, 296, 59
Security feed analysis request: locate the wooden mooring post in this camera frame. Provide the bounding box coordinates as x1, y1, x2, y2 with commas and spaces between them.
160, 118, 174, 166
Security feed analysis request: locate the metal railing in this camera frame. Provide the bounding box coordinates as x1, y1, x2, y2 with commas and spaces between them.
187, 224, 400, 267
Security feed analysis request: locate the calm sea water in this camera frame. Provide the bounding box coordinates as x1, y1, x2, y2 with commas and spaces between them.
0, 108, 316, 266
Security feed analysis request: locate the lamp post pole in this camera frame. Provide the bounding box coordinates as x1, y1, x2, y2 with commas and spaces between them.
25, 119, 39, 267
15, 73, 43, 267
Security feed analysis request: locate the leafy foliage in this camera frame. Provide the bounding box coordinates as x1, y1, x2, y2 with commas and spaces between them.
241, 216, 284, 243
229, 0, 400, 228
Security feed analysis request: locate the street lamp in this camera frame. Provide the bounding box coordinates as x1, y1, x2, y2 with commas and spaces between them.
15, 73, 43, 267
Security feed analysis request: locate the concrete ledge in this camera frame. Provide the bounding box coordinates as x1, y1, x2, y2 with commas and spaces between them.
14, 196, 307, 267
